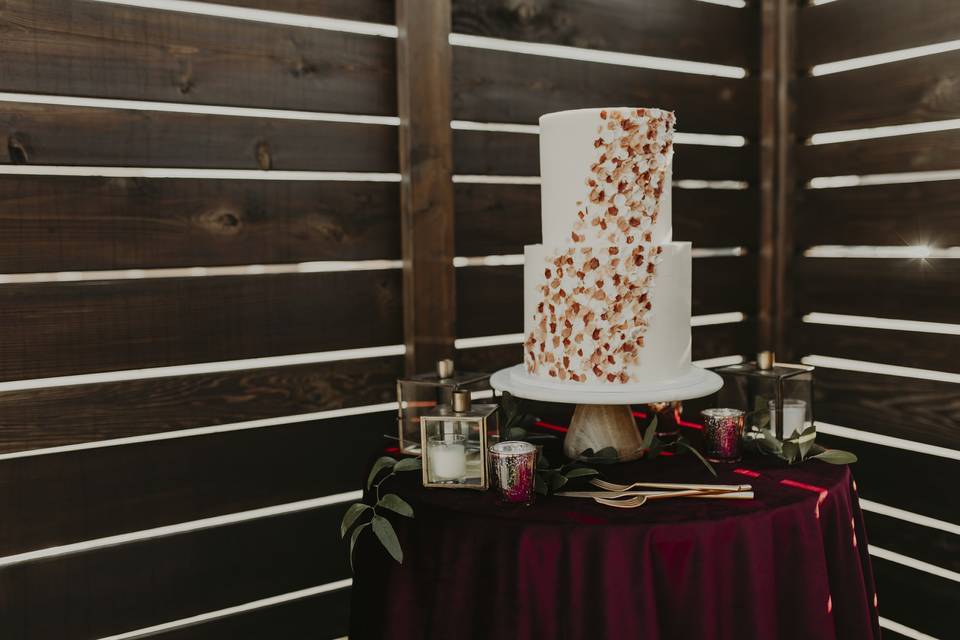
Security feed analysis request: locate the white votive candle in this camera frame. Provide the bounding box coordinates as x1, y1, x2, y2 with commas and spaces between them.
428, 437, 467, 481
768, 399, 808, 438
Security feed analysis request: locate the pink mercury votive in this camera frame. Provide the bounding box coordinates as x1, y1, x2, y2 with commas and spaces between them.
489, 441, 537, 505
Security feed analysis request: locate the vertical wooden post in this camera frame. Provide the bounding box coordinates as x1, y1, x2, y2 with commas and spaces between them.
759, 0, 797, 359
396, 0, 456, 374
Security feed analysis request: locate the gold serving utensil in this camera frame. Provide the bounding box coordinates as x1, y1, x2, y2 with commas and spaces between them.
592, 487, 740, 509
591, 478, 752, 493
556, 490, 754, 500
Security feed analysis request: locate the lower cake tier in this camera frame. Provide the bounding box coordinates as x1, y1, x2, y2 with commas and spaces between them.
523, 241, 691, 385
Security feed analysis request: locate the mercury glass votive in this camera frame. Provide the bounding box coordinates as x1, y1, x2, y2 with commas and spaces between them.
701, 408, 746, 463
489, 441, 537, 505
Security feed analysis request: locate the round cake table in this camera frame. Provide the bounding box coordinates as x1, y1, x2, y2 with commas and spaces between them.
349, 455, 880, 640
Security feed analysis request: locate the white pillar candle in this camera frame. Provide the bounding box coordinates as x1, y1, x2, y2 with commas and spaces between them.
768, 399, 808, 438
429, 441, 466, 480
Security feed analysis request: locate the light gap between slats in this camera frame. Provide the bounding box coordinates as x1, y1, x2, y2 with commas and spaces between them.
807, 169, 960, 189
803, 313, 960, 336
452, 175, 750, 190
453, 249, 747, 268
451, 121, 749, 148
801, 355, 960, 385
808, 118, 960, 145
870, 546, 960, 584
803, 246, 960, 259
0, 166, 401, 181
859, 499, 960, 537
810, 39, 960, 76
877, 617, 937, 640
816, 422, 960, 462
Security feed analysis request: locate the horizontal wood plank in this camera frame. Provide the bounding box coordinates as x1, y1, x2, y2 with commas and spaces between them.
872, 557, 960, 639
0, 270, 402, 381
798, 50, 960, 135
794, 322, 960, 375
156, 587, 352, 640
453, 129, 757, 181
452, 0, 758, 68
794, 258, 960, 324
0, 411, 392, 556
0, 356, 401, 455
452, 46, 757, 135
796, 181, 960, 248
798, 130, 960, 179
817, 433, 957, 523
456, 258, 757, 338
0, 102, 397, 171
798, 0, 960, 69
864, 511, 960, 574
215, 0, 393, 23
0, 177, 400, 272
454, 184, 758, 256
0, 504, 356, 640
0, 0, 396, 115
812, 367, 960, 451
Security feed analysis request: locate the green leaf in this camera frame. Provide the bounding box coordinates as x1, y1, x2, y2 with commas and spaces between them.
812, 449, 858, 465
564, 467, 599, 479
340, 503, 371, 538
758, 430, 783, 455
349, 522, 370, 572
676, 440, 717, 477
507, 427, 528, 440
537, 450, 550, 469
393, 457, 422, 473
798, 429, 816, 459
534, 473, 548, 496
548, 471, 568, 491
377, 493, 414, 518
642, 416, 658, 449
781, 441, 800, 464
367, 456, 397, 490
371, 515, 403, 564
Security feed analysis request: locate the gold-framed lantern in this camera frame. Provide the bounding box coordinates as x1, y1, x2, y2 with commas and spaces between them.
420, 389, 499, 490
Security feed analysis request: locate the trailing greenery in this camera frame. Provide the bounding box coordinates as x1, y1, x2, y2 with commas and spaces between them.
340, 456, 422, 570
745, 397, 857, 465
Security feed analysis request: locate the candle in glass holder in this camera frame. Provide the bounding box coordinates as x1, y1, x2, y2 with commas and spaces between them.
427, 435, 467, 482
489, 441, 537, 505
768, 399, 808, 438
701, 408, 746, 463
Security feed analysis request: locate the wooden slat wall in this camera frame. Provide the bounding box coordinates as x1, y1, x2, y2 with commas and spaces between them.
794, 2, 960, 636
450, 0, 761, 372
0, 0, 398, 638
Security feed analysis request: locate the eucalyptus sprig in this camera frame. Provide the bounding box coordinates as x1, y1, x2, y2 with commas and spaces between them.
340, 456, 421, 570
640, 416, 717, 477
749, 425, 857, 465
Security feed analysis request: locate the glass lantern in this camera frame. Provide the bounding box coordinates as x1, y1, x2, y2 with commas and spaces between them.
420, 389, 499, 490
713, 351, 815, 440
396, 359, 490, 455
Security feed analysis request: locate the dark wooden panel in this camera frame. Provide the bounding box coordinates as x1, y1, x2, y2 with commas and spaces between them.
454, 184, 759, 256
813, 368, 960, 451
156, 587, 352, 640
0, 0, 395, 115
0, 269, 402, 381
796, 181, 960, 248
798, 0, 960, 69
794, 258, 960, 324
864, 511, 960, 574
452, 47, 757, 135
794, 322, 960, 375
216, 0, 393, 23
798, 50, 960, 135
397, 0, 457, 373
452, 0, 758, 68
798, 130, 960, 179
0, 504, 356, 640
0, 356, 401, 454
0, 102, 397, 171
872, 557, 960, 639
0, 177, 400, 273
453, 129, 758, 181
456, 258, 757, 338
0, 411, 391, 556
818, 433, 957, 523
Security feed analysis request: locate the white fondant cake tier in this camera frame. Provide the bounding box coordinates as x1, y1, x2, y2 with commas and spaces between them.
523, 241, 691, 385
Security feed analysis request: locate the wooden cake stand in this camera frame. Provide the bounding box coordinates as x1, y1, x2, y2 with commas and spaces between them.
490, 364, 723, 462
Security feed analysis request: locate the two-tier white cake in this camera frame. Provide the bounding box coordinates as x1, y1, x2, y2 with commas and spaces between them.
522, 107, 692, 387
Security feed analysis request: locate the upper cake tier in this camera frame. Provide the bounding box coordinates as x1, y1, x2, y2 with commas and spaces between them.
539, 107, 674, 247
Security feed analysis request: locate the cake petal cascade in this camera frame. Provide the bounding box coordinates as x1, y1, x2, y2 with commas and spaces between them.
524, 108, 675, 383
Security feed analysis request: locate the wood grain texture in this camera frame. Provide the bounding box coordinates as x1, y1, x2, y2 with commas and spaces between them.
0, 356, 401, 455
864, 510, 960, 574
798, 50, 960, 135
794, 322, 960, 375
0, 504, 354, 640
215, 0, 394, 23
0, 0, 396, 115
452, 0, 758, 68
155, 587, 352, 640
454, 184, 759, 256
796, 181, 960, 248
0, 412, 392, 556
397, 0, 457, 373
813, 368, 960, 451
0, 270, 402, 381
455, 258, 757, 338
452, 46, 758, 135
798, 0, 960, 69
452, 129, 758, 181
0, 177, 400, 272
794, 258, 960, 324
0, 102, 397, 170
798, 130, 960, 179
871, 557, 960, 639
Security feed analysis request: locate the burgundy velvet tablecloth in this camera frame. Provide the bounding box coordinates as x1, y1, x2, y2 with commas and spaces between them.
350, 456, 879, 640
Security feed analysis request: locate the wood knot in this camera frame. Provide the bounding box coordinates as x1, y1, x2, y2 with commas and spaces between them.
290, 57, 317, 78
255, 141, 272, 170
197, 209, 243, 236
6, 133, 29, 163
